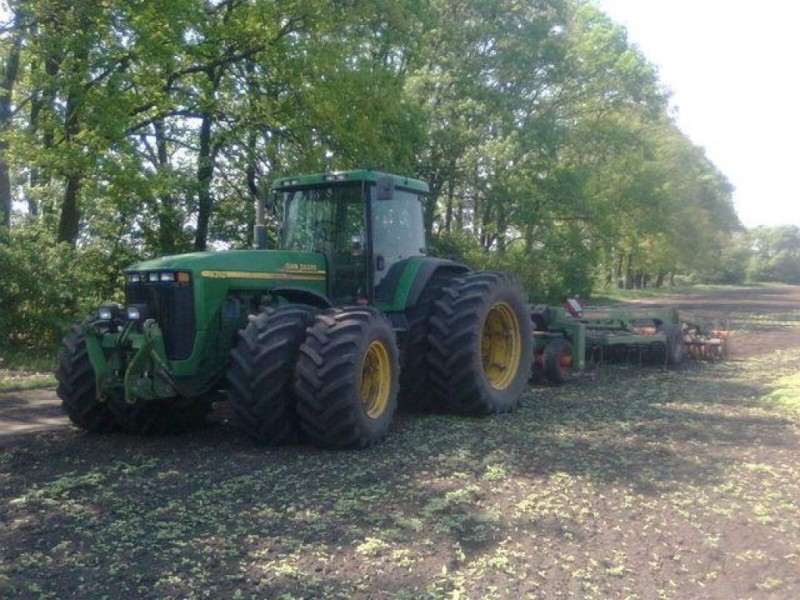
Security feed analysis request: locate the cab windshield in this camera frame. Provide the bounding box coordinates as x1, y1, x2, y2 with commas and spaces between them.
281, 184, 365, 255
281, 183, 366, 303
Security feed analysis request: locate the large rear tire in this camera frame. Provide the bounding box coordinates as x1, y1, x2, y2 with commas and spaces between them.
398, 276, 455, 412
295, 307, 399, 449
427, 272, 532, 415
56, 326, 116, 432
227, 305, 318, 444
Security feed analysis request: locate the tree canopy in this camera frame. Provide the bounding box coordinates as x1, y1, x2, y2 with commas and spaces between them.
0, 0, 762, 348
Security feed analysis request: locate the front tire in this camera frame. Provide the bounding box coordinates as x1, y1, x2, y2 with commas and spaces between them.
427, 272, 533, 415
295, 307, 399, 449
227, 305, 318, 444
56, 326, 116, 432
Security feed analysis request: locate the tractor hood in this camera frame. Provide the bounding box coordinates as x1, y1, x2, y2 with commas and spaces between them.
127, 249, 327, 284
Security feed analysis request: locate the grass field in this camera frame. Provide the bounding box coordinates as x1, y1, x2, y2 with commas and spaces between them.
1, 285, 799, 599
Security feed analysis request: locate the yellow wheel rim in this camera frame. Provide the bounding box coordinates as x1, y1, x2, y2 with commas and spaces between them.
481, 301, 522, 390
360, 340, 392, 419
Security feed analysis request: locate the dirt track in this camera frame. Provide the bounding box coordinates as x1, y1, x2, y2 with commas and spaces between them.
1, 285, 799, 599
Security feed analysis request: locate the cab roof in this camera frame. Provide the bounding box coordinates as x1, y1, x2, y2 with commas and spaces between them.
271, 169, 429, 194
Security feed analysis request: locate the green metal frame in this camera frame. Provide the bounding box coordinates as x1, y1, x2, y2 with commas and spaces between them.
535, 305, 681, 374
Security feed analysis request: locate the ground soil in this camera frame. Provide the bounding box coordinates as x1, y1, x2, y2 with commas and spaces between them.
1, 285, 799, 599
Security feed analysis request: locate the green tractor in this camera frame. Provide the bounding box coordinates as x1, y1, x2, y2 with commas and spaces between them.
56, 170, 532, 448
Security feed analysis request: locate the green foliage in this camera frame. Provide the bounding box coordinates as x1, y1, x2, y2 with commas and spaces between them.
747, 226, 800, 284
0, 225, 133, 349
427, 230, 483, 265
0, 0, 759, 351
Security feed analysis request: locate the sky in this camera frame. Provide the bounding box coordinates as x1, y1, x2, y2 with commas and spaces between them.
596, 0, 800, 229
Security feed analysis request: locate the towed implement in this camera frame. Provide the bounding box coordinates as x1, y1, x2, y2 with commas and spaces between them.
56, 170, 532, 449
530, 301, 729, 384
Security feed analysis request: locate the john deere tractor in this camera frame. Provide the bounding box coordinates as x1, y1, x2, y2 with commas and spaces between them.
56, 170, 532, 448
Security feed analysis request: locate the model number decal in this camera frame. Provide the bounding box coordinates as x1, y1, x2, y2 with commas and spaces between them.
281, 262, 320, 272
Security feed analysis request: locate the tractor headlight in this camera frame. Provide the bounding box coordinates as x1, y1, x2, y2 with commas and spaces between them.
126, 271, 190, 284
97, 305, 121, 321
126, 304, 150, 322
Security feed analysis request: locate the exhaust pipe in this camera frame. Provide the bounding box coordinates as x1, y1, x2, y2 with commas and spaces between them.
254, 193, 267, 249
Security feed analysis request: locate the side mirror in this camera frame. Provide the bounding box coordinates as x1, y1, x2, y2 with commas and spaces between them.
376, 255, 386, 271
375, 176, 394, 201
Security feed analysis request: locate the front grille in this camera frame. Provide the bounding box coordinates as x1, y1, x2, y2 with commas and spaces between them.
125, 282, 196, 360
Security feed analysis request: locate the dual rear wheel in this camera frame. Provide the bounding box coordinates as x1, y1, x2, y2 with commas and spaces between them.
228, 271, 532, 447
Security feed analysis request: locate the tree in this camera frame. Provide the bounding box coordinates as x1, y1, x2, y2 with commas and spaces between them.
0, 1, 23, 231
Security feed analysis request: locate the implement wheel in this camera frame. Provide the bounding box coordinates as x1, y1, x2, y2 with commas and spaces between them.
56, 326, 116, 432
544, 337, 574, 385
427, 272, 533, 415
228, 305, 318, 444
295, 307, 399, 449
663, 323, 686, 367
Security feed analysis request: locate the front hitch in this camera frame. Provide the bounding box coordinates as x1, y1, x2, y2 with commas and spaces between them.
82, 318, 177, 405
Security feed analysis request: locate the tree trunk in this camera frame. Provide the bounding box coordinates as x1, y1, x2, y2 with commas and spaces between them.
154, 120, 182, 254
0, 9, 22, 231
444, 182, 453, 233
57, 78, 85, 245
625, 253, 634, 290
194, 114, 214, 251
56, 4, 92, 246
27, 88, 42, 216
57, 175, 82, 244
28, 49, 62, 217
496, 203, 507, 256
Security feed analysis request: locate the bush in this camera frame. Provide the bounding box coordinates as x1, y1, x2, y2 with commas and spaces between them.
0, 225, 133, 350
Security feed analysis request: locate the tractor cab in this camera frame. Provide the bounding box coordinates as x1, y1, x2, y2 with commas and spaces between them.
274, 171, 428, 304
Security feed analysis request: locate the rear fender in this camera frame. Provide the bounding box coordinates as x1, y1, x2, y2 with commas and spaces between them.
377, 257, 470, 310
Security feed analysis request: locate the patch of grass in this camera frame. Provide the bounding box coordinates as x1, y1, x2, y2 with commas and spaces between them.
591, 283, 767, 305
0, 348, 57, 391
763, 371, 800, 415
591, 286, 694, 304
